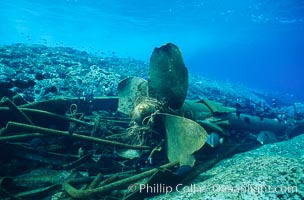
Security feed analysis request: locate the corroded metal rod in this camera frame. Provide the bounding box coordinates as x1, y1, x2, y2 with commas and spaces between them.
0, 133, 45, 142
5, 121, 151, 150
0, 107, 93, 127
63, 161, 178, 199
1, 97, 34, 125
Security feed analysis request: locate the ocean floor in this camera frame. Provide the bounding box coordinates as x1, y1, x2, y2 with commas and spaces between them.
149, 133, 304, 200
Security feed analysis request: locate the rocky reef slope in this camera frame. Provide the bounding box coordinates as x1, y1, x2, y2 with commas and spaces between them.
150, 133, 304, 200
1, 43, 274, 106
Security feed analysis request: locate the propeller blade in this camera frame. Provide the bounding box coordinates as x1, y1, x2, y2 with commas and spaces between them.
160, 113, 208, 167
148, 43, 188, 110
117, 77, 147, 115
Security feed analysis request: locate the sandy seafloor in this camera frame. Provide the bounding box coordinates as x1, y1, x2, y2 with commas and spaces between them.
0, 43, 303, 199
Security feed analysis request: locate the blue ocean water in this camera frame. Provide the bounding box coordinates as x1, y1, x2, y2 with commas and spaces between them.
1, 0, 303, 99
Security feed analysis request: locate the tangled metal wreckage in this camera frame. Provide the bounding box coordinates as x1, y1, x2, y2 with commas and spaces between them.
0, 43, 304, 199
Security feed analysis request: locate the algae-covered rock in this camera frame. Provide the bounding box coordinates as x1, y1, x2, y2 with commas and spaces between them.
150, 134, 304, 200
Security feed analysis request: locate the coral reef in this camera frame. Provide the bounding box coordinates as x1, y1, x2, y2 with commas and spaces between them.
0, 43, 277, 106
0, 44, 147, 101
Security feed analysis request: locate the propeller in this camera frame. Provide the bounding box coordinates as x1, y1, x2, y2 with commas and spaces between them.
116, 43, 295, 167
117, 43, 208, 167
117, 76, 147, 115
148, 43, 188, 110
161, 113, 208, 167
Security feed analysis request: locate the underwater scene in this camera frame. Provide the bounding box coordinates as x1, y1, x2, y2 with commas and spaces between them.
0, 0, 303, 199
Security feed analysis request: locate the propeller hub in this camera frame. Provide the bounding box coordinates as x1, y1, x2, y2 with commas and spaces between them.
131, 98, 160, 125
